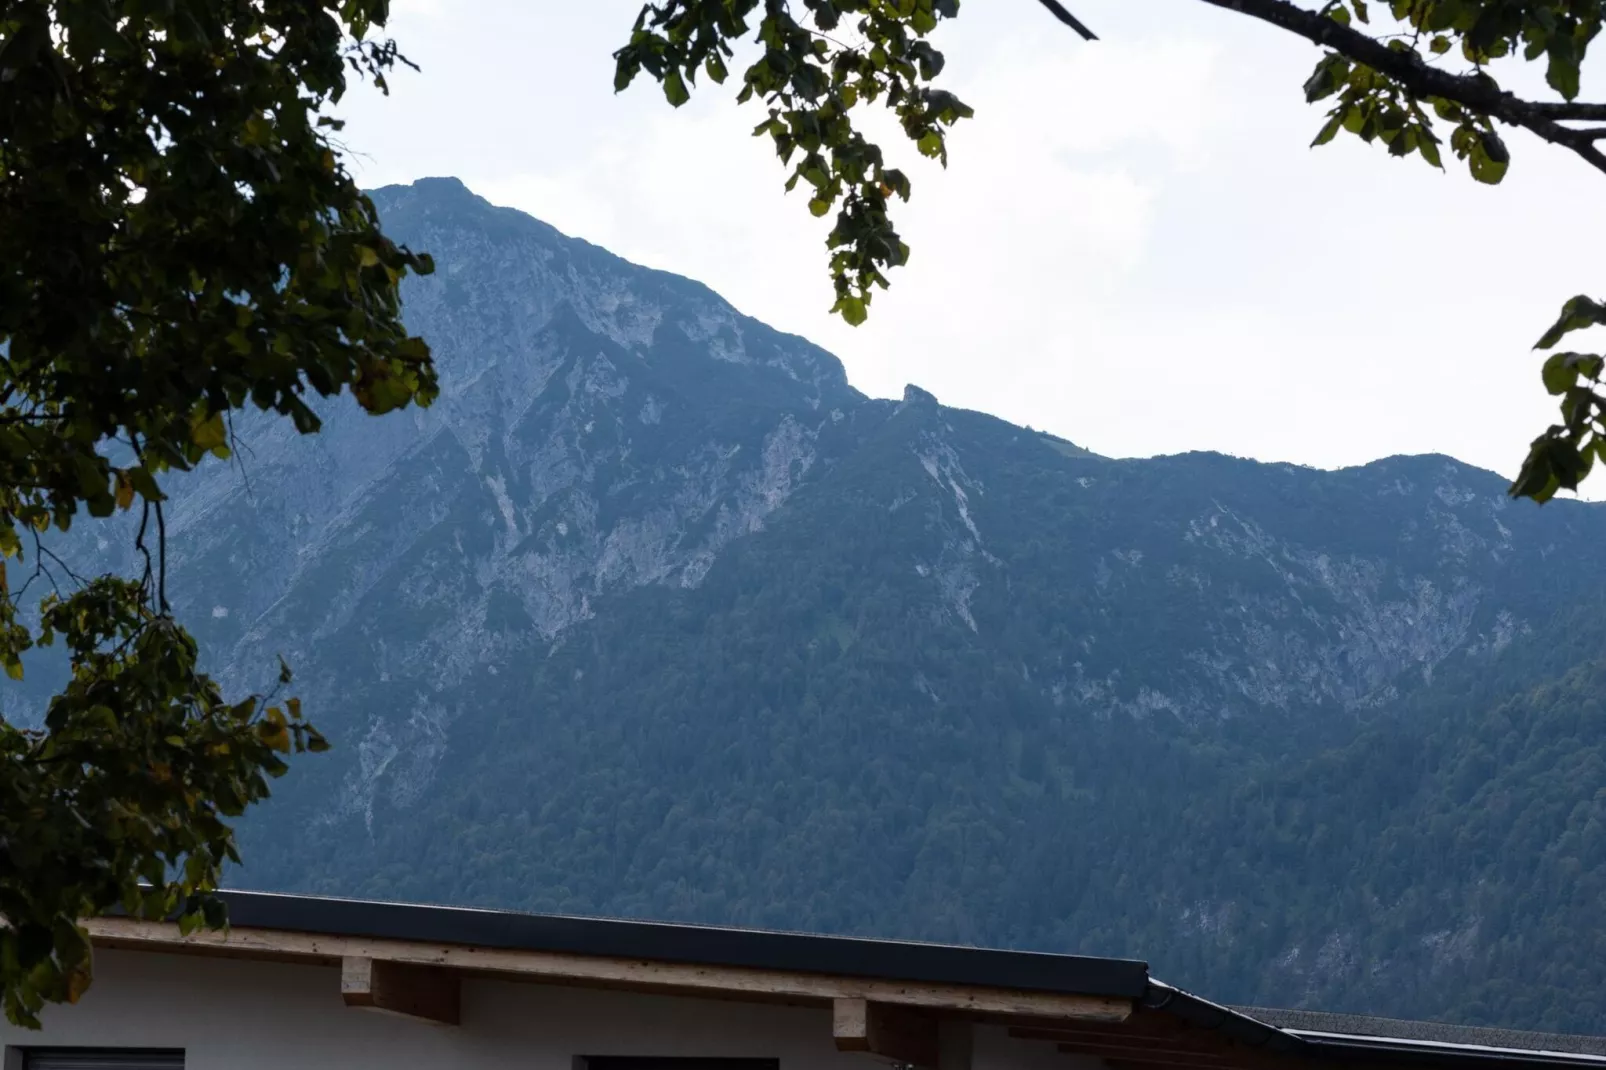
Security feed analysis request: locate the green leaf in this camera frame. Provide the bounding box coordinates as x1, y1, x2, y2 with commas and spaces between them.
1546, 36, 1581, 100
1311, 113, 1344, 147
663, 68, 690, 107
1303, 55, 1349, 102
1541, 351, 1603, 395
1536, 296, 1606, 350
1425, 0, 1463, 32
127, 466, 164, 503
832, 293, 868, 326
1417, 132, 1443, 168
1468, 130, 1510, 184
190, 409, 228, 453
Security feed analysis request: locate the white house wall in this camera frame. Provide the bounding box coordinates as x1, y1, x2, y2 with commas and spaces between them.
1, 949, 1109, 1070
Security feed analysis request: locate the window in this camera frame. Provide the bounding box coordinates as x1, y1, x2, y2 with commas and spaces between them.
19, 1051, 183, 1070
581, 1059, 778, 1070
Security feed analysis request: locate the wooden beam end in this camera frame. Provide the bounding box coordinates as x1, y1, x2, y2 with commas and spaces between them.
341, 955, 460, 1026
833, 997, 938, 1067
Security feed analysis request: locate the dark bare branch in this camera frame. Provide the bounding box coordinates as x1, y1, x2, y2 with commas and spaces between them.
1529, 101, 1606, 121
1034, 0, 1098, 40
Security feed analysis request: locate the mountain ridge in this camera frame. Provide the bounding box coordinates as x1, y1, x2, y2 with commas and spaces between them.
29, 176, 1606, 1034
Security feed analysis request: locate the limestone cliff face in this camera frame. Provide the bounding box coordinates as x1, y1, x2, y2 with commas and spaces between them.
109, 177, 851, 686
123, 179, 1585, 758
42, 178, 1606, 1033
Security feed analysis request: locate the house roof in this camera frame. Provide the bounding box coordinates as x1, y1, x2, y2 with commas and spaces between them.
91, 889, 1606, 1070
209, 889, 1152, 999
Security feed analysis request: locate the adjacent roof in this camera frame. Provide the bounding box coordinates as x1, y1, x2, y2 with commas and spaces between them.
1241, 1007, 1606, 1063
1142, 987, 1606, 1070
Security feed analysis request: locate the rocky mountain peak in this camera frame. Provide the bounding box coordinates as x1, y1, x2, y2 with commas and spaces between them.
902, 383, 939, 407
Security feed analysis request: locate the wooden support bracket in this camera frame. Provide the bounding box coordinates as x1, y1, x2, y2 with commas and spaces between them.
835, 997, 940, 1068
938, 1019, 973, 1070
342, 955, 461, 1026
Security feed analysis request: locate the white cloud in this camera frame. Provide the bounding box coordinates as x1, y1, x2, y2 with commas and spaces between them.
336, 0, 1606, 495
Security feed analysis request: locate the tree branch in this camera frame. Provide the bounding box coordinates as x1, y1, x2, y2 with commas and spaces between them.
1034, 0, 1097, 41
1195, 0, 1606, 176
1529, 101, 1606, 121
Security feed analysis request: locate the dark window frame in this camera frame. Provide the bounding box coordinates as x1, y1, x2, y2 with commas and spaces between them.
8, 1048, 185, 1070
579, 1057, 779, 1070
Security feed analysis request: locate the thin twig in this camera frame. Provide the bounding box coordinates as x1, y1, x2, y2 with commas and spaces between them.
154, 497, 169, 615
134, 498, 154, 601
33, 535, 86, 589
27, 530, 60, 598
225, 409, 256, 500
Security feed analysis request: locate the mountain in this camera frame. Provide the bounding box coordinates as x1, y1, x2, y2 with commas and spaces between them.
35, 177, 1606, 1033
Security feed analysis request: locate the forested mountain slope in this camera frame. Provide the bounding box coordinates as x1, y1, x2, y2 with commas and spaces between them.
45, 177, 1606, 1033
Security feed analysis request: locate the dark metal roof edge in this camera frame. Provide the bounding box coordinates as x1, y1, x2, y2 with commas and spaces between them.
207, 890, 1150, 999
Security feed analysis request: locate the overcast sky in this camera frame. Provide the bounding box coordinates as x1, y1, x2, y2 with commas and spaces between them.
334, 0, 1606, 490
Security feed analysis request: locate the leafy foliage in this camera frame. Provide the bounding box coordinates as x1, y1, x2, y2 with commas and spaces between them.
1513, 296, 1606, 501
1287, 0, 1606, 502
0, 0, 433, 1025
1, 582, 324, 1027
613, 0, 973, 326
615, 0, 1606, 502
